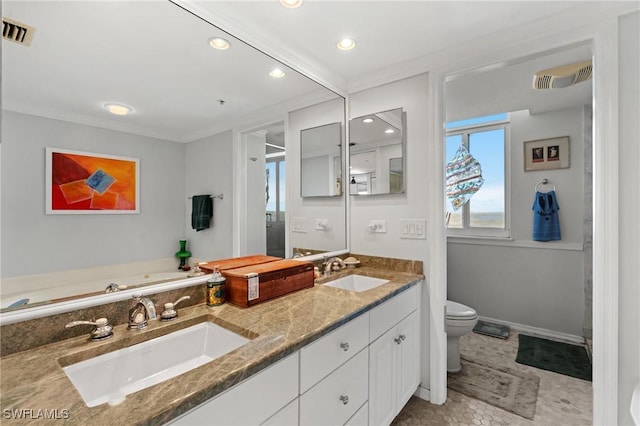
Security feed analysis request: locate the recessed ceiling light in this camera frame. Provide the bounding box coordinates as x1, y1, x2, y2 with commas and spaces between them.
337, 38, 356, 51
104, 103, 132, 116
385, 128, 395, 134
269, 68, 286, 78
209, 37, 230, 50
280, 0, 302, 8
363, 118, 374, 123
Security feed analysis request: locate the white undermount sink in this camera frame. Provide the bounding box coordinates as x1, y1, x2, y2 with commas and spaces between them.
324, 274, 390, 292
62, 322, 249, 407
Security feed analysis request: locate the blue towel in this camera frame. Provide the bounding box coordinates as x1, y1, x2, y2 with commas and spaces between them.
532, 190, 561, 241
191, 195, 213, 232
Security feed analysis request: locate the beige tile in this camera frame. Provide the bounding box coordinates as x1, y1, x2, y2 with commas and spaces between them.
392, 331, 592, 426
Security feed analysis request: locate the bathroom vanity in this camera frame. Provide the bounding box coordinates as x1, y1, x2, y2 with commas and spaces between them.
0, 264, 423, 426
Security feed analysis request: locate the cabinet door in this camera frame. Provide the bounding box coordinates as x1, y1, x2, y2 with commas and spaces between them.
396, 311, 420, 410
368, 326, 397, 426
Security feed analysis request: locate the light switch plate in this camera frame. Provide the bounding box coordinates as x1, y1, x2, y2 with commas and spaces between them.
292, 217, 307, 233
400, 219, 426, 239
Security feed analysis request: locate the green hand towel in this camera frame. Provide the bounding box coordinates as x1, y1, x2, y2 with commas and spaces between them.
191, 195, 213, 231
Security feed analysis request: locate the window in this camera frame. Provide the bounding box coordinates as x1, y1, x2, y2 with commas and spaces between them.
446, 113, 510, 238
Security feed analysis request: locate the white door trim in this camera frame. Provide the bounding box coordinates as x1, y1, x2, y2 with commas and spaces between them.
431, 20, 620, 424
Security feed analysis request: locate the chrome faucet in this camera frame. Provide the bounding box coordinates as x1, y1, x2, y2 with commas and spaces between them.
128, 296, 157, 330
66, 317, 113, 341
323, 257, 346, 277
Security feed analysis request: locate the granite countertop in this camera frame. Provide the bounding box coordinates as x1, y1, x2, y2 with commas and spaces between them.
0, 267, 422, 425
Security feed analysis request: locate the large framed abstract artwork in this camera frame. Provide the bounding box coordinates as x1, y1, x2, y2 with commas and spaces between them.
46, 148, 140, 214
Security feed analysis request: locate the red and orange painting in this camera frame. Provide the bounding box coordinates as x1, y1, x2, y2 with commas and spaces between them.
46, 148, 139, 214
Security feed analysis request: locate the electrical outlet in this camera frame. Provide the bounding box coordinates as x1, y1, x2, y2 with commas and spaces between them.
315, 219, 329, 231
400, 219, 426, 239
368, 220, 387, 233
292, 217, 307, 233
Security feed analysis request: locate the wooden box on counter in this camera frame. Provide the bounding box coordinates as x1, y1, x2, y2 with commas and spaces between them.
222, 259, 315, 308
199, 255, 282, 274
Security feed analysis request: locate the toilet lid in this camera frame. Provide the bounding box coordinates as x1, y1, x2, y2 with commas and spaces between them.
446, 300, 477, 319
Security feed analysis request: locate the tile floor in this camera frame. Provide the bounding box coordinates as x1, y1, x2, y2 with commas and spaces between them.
392, 331, 593, 426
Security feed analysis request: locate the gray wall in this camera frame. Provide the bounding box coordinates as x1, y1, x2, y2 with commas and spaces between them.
618, 11, 639, 426
183, 130, 234, 262
1, 111, 185, 277
447, 106, 587, 336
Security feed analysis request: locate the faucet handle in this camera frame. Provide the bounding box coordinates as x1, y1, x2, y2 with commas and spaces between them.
66, 317, 113, 341
161, 296, 191, 321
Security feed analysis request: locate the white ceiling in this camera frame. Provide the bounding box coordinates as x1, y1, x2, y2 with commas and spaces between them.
2, 1, 638, 142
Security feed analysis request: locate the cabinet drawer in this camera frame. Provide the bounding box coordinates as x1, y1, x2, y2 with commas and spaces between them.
299, 348, 368, 426
300, 312, 369, 392
370, 284, 418, 342
170, 352, 298, 425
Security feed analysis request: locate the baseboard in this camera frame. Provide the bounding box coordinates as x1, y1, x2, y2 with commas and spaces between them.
478, 315, 585, 346
414, 386, 430, 402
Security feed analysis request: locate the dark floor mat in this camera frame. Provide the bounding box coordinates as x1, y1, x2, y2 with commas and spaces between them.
473, 320, 510, 339
516, 334, 592, 381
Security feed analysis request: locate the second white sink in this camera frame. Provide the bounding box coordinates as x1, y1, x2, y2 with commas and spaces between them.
63, 322, 249, 407
324, 274, 389, 292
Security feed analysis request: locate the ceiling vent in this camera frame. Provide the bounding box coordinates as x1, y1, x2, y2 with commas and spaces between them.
2, 17, 35, 46
533, 60, 592, 90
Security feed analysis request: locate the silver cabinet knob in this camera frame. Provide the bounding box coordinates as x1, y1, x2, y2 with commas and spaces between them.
340, 342, 350, 351
340, 395, 349, 405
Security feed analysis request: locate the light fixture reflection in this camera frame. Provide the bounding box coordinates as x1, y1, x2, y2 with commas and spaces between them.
104, 103, 132, 116
269, 68, 286, 78
280, 0, 302, 8
385, 128, 395, 134
209, 37, 230, 50
337, 38, 356, 51
363, 118, 374, 123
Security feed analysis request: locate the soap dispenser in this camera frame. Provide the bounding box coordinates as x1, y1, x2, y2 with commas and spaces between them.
206, 265, 226, 306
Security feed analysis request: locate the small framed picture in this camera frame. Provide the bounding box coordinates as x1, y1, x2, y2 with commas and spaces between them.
524, 136, 570, 171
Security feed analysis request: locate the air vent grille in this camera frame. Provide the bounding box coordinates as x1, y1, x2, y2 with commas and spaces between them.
533, 60, 592, 90
2, 17, 35, 46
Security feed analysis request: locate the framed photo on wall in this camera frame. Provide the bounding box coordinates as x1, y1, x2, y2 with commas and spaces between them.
523, 136, 570, 171
46, 147, 140, 214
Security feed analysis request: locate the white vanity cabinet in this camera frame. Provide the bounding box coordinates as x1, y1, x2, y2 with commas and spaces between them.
368, 285, 420, 426
167, 282, 421, 426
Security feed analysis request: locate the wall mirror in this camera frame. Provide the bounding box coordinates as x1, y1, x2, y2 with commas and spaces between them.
349, 108, 405, 195
0, 0, 346, 318
300, 122, 342, 197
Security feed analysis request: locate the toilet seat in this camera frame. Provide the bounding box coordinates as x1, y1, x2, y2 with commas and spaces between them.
446, 300, 477, 320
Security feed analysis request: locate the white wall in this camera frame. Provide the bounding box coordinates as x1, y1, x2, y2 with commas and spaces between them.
1, 111, 185, 277
617, 11, 639, 426
348, 73, 432, 391
288, 97, 346, 254
183, 130, 235, 262
246, 132, 267, 254
448, 106, 587, 336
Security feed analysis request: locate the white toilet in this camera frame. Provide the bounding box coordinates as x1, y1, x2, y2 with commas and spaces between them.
446, 300, 478, 373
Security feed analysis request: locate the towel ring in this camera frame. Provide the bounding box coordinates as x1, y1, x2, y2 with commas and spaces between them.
535, 178, 555, 192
